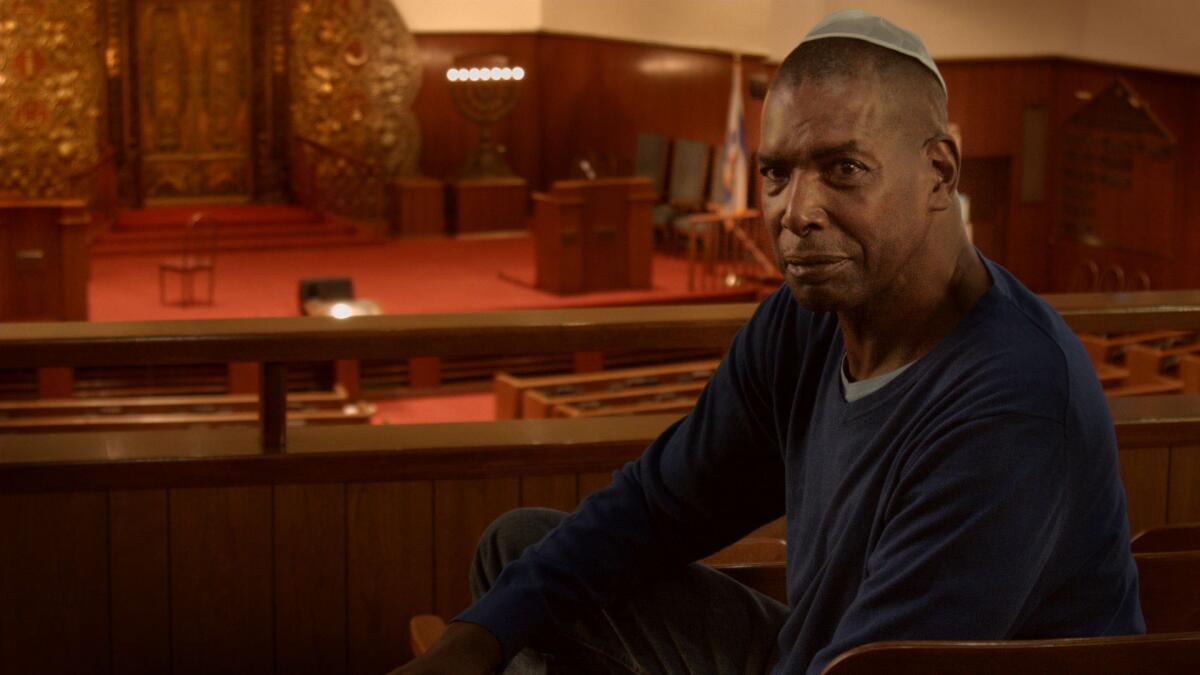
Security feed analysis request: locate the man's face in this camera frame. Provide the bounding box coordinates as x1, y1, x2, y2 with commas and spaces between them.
758, 74, 935, 312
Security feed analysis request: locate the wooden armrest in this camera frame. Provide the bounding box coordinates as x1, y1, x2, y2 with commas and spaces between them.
409, 614, 448, 657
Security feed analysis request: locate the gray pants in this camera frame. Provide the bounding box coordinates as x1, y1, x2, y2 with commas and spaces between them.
470, 508, 788, 675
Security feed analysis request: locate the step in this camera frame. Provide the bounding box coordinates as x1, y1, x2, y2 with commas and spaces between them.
117, 205, 322, 229
99, 222, 358, 242
91, 232, 380, 256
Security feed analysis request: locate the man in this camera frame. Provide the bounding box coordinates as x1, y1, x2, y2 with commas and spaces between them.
397, 10, 1143, 675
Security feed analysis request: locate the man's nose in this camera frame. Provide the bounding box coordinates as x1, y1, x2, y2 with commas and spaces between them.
780, 175, 827, 236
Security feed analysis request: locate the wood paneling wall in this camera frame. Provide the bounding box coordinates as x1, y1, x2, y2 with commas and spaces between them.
413, 34, 543, 187
0, 468, 617, 675
410, 33, 1200, 292
412, 32, 768, 197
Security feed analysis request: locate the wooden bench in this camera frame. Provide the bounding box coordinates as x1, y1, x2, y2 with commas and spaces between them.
1132, 522, 1200, 553
1077, 331, 1197, 395
1125, 341, 1200, 386
1078, 330, 1193, 367
554, 392, 700, 418
820, 633, 1200, 675
496, 359, 719, 419
1135, 550, 1200, 633
0, 404, 375, 432
525, 379, 707, 419
0, 386, 351, 418
1183, 355, 1200, 394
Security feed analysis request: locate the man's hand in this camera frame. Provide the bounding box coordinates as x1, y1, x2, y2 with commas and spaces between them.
387, 621, 504, 675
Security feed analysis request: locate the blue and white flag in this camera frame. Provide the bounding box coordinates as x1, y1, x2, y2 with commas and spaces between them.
720, 57, 748, 215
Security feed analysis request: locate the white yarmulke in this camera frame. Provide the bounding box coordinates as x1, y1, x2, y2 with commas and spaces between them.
801, 9, 946, 94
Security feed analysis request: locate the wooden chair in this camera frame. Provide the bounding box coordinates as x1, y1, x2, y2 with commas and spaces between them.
634, 132, 670, 197
1133, 523, 1200, 553
159, 212, 217, 306
653, 138, 712, 249
701, 535, 788, 605
820, 632, 1200, 675
1136, 550, 1200, 633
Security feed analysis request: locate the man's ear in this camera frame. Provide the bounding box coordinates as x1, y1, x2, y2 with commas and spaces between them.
926, 133, 960, 211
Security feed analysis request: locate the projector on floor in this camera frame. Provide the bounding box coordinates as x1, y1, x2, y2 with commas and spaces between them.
302, 298, 382, 319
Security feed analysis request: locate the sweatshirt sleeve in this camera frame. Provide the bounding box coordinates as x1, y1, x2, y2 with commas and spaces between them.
456, 294, 789, 663
807, 412, 1074, 674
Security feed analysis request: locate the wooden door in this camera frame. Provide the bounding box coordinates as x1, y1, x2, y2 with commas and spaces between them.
134, 0, 252, 203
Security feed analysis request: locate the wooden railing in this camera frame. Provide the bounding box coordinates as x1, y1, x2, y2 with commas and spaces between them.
4, 295, 1200, 450
291, 135, 387, 223
677, 210, 781, 291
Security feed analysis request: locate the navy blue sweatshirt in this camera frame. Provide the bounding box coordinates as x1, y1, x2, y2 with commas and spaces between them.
460, 259, 1144, 673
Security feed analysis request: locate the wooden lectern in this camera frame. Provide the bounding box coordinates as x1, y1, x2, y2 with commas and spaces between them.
0, 199, 90, 321
531, 177, 656, 294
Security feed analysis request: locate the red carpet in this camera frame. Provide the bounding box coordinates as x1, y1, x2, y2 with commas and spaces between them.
90, 232, 755, 321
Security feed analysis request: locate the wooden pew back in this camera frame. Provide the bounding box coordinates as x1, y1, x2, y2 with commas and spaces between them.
1136, 551, 1200, 633
820, 633, 1200, 675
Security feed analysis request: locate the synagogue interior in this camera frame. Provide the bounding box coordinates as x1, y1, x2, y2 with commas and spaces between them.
2, 0, 1200, 672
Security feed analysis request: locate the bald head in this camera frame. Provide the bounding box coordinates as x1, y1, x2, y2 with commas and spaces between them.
774, 38, 948, 144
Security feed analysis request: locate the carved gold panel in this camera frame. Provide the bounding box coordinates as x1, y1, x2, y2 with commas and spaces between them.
0, 0, 104, 198
136, 0, 250, 201
290, 0, 423, 178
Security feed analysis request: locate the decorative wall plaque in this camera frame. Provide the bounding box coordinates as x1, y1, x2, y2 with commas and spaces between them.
289, 0, 423, 178
0, 0, 104, 198
1058, 79, 1176, 257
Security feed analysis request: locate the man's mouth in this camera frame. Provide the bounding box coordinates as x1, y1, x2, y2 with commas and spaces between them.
783, 255, 848, 279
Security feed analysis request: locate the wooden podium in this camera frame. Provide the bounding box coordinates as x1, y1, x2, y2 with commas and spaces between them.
451, 177, 528, 234
531, 177, 656, 294
0, 200, 90, 321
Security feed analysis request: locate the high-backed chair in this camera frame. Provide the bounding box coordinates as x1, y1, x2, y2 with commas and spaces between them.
653, 138, 712, 248
159, 212, 217, 306
1132, 523, 1200, 553
820, 633, 1200, 675
634, 133, 670, 197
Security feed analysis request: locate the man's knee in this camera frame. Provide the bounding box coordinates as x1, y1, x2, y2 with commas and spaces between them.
471, 507, 567, 597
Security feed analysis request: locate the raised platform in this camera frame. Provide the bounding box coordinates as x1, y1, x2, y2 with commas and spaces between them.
91, 204, 378, 256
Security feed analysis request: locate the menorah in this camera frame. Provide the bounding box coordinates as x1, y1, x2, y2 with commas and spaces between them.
445, 56, 525, 178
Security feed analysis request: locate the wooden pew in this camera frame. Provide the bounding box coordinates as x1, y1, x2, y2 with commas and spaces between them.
1135, 551, 1200, 633
531, 379, 705, 418
496, 358, 719, 419
1076, 331, 1196, 396
1125, 340, 1200, 386
1132, 522, 1200, 553
1077, 330, 1192, 366
1183, 355, 1200, 394
526, 379, 707, 419
0, 386, 373, 433
0, 405, 374, 432
820, 633, 1200, 675
554, 393, 700, 418
0, 386, 351, 418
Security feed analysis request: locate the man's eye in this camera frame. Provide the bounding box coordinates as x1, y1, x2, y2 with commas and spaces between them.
759, 166, 788, 182
827, 160, 866, 181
